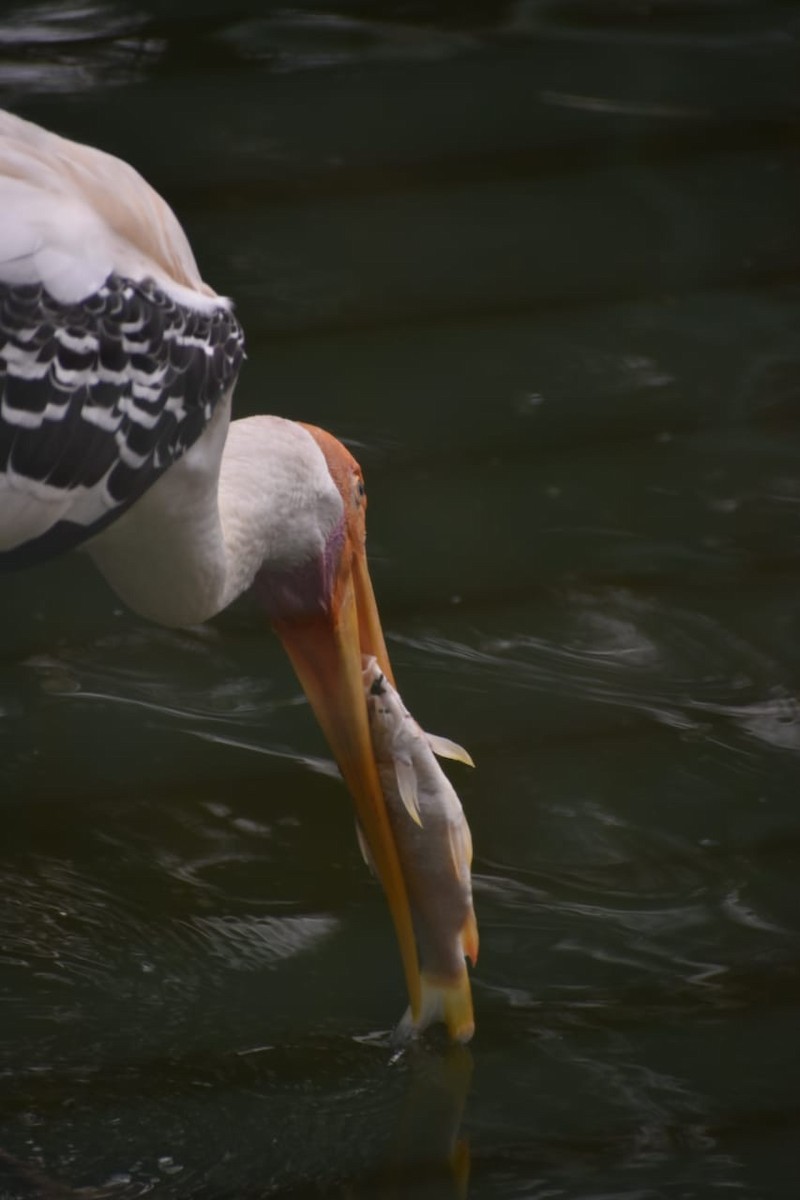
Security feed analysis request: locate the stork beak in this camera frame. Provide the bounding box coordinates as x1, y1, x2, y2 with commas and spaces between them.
272, 546, 421, 1022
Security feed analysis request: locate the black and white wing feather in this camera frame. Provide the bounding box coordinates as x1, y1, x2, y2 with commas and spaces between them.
0, 276, 243, 566
0, 109, 244, 567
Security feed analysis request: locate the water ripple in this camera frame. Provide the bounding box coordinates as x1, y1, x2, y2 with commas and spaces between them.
181, 913, 338, 971
23, 625, 283, 724
394, 586, 800, 753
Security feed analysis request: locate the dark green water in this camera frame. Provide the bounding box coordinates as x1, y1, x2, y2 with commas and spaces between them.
2, 3, 800, 1197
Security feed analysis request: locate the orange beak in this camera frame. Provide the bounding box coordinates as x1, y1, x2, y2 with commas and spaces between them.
272, 544, 421, 1022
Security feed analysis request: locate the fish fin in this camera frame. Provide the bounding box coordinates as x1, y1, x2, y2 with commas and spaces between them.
447, 819, 473, 877
354, 821, 377, 876
395, 968, 475, 1044
461, 910, 480, 967
426, 733, 475, 768
395, 758, 423, 826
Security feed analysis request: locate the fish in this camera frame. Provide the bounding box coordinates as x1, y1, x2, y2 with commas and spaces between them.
361, 655, 479, 1043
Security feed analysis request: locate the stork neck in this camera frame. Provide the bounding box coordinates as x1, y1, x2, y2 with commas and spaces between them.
86, 413, 342, 629
86, 400, 232, 626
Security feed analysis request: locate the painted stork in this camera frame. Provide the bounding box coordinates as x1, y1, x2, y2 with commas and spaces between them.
0, 109, 421, 1019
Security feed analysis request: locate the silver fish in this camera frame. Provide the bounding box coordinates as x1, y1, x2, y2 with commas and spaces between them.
361, 656, 478, 1042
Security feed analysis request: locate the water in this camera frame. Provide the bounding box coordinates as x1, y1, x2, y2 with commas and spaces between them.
2, 2, 800, 1197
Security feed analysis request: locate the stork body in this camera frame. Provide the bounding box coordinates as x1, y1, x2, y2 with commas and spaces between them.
0, 110, 423, 1024
0, 110, 332, 626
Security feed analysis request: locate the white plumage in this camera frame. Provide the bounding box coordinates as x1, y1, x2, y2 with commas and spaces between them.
0, 109, 213, 306
0, 108, 253, 597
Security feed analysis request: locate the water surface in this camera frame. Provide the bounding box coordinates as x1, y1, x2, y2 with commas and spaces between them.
1, 3, 799, 1197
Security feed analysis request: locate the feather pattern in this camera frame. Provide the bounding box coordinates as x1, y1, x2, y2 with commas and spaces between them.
0, 275, 244, 565
0, 109, 245, 566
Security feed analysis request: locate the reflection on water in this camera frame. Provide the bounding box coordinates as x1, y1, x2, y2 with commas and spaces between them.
217, 10, 478, 72
2, 1, 800, 1198
396, 583, 800, 751
0, 3, 160, 97
1, 1032, 473, 1198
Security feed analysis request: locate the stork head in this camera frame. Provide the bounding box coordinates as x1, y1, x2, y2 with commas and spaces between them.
254, 421, 420, 1022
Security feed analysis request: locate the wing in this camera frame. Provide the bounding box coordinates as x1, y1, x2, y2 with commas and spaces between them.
0, 110, 244, 567
0, 276, 244, 566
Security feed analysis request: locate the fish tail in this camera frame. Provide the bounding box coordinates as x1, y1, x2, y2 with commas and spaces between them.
397, 969, 475, 1044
